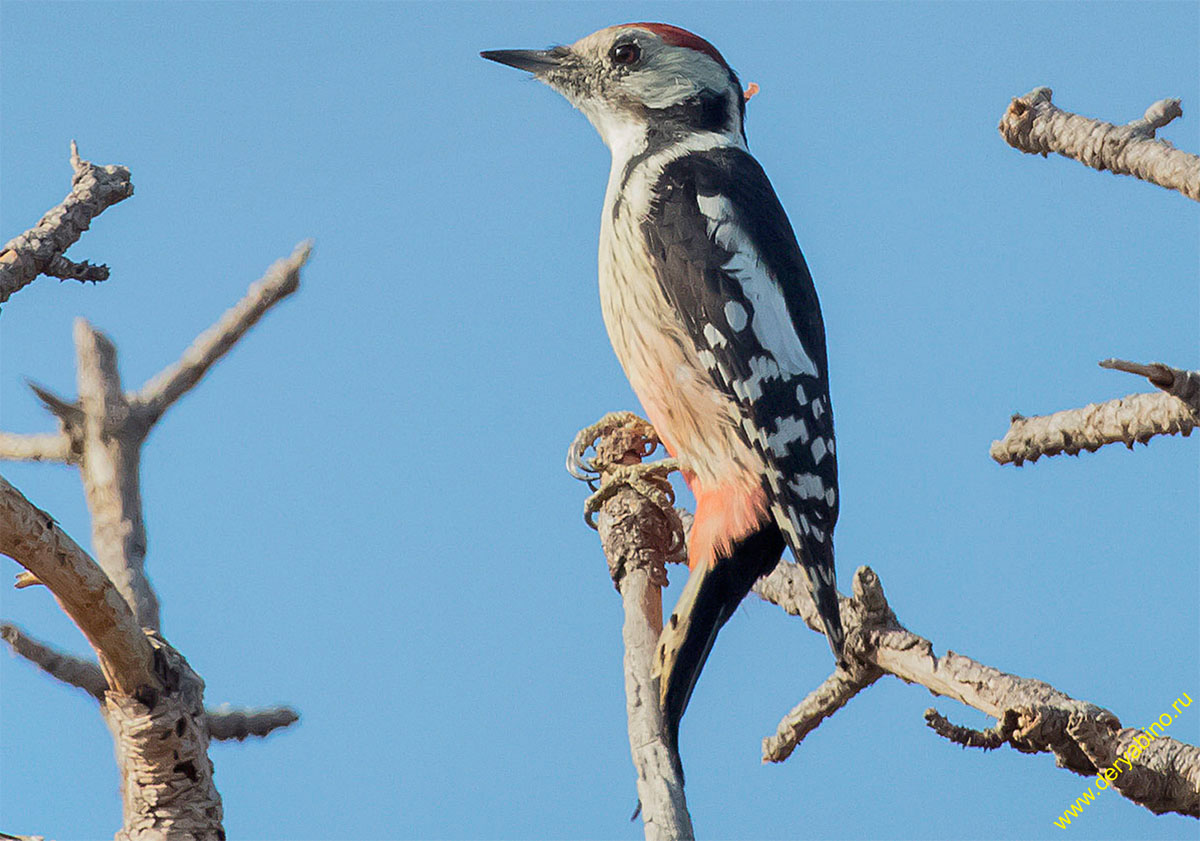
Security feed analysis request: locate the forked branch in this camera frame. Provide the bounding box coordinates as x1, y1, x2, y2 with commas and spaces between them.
0, 622, 300, 742
0, 474, 157, 698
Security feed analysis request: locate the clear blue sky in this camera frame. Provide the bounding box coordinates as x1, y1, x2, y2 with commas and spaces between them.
2, 3, 1197, 839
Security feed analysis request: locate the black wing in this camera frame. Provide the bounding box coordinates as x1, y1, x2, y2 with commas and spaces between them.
643, 146, 843, 655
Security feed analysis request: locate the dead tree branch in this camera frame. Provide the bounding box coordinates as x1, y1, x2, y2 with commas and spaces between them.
991, 360, 1198, 465
2, 620, 108, 700
1, 243, 311, 836
999, 87, 1200, 200
0, 142, 134, 308
573, 414, 1200, 822
0, 432, 73, 463
569, 413, 693, 841
205, 704, 301, 742
0, 243, 313, 629
0, 474, 158, 697
0, 622, 299, 742
133, 242, 311, 427
753, 561, 1199, 819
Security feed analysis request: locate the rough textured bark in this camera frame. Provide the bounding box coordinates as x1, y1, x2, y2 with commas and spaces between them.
0, 475, 158, 697
572, 414, 1200, 823
0, 142, 133, 307
999, 87, 1200, 201
106, 634, 222, 841
991, 360, 1198, 465
572, 415, 694, 841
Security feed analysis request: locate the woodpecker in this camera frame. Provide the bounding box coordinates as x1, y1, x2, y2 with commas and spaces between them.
483, 24, 844, 767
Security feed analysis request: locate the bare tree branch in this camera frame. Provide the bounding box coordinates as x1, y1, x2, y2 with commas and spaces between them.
0, 433, 72, 463
1, 622, 300, 742
205, 704, 301, 742
991, 360, 1199, 465
1, 243, 314, 631
1, 621, 106, 699
73, 320, 160, 628
133, 242, 312, 428
999, 87, 1200, 200
754, 561, 1200, 819
761, 661, 882, 763
571, 414, 694, 841
0, 474, 157, 698
0, 142, 133, 307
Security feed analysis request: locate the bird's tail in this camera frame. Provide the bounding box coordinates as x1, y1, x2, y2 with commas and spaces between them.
652, 527, 785, 767
796, 535, 845, 666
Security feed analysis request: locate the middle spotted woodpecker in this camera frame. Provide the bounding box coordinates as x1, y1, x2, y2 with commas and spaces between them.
484, 23, 844, 770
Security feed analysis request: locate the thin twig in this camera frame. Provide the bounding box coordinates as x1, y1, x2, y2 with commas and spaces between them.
133, 242, 311, 428
0, 433, 72, 463
204, 704, 301, 741
0, 622, 106, 699
1, 623, 300, 741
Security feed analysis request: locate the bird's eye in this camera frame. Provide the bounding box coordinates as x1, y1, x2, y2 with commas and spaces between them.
611, 42, 641, 66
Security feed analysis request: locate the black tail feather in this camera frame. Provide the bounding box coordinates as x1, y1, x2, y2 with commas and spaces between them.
660, 526, 786, 766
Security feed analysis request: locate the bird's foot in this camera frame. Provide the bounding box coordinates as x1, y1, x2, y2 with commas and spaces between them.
583, 457, 681, 530
566, 410, 659, 488
568, 412, 687, 560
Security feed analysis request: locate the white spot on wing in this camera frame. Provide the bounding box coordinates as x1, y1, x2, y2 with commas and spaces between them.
695, 195, 819, 380
811, 437, 829, 464
703, 323, 727, 348
724, 300, 748, 332
788, 473, 826, 500
812, 397, 824, 419
733, 355, 781, 402
825, 486, 837, 506
767, 415, 809, 456
697, 349, 718, 371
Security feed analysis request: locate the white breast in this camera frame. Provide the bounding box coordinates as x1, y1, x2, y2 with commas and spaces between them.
597, 196, 763, 489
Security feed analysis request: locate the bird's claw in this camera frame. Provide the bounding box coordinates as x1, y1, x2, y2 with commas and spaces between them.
583, 457, 681, 529
566, 410, 658, 489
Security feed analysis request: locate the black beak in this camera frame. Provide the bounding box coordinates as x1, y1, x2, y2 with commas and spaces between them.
480, 48, 565, 75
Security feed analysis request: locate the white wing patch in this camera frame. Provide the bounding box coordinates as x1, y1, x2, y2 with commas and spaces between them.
703, 322, 727, 348
811, 437, 829, 464
788, 472, 826, 500
767, 415, 809, 457
724, 300, 748, 332
695, 194, 819, 380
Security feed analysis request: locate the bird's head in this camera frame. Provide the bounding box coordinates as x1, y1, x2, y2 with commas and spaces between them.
482, 23, 747, 156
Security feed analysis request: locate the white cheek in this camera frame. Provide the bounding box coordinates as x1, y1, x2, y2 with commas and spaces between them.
627, 74, 697, 109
